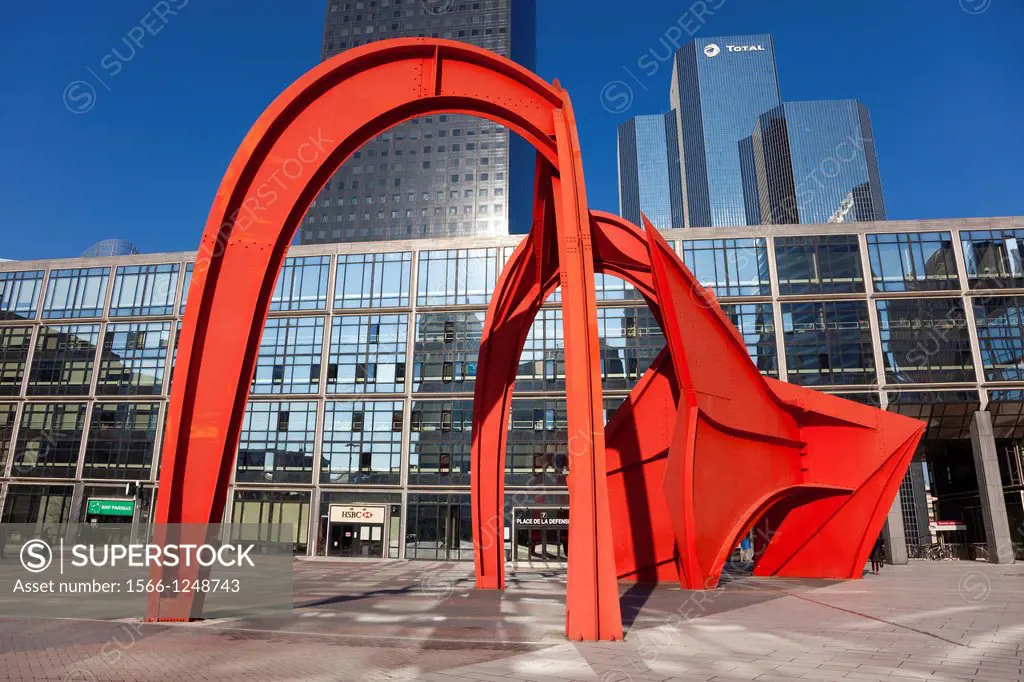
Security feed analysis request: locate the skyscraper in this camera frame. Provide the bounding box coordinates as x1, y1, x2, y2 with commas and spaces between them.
299, 0, 537, 245
616, 112, 684, 229
670, 34, 781, 227
750, 100, 886, 224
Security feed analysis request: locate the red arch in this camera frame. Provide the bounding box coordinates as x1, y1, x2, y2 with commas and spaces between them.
153, 38, 623, 640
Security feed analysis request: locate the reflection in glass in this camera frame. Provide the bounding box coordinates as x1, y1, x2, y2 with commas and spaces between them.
328, 314, 407, 394
866, 232, 958, 292
720, 303, 778, 377
0, 270, 43, 320
973, 296, 1024, 382
13, 402, 87, 479
109, 264, 179, 317
417, 248, 498, 306
782, 300, 875, 386
97, 322, 170, 395
28, 324, 99, 396
83, 402, 159, 479
0, 326, 33, 395
271, 256, 329, 311
876, 298, 974, 384
235, 401, 317, 484
251, 317, 324, 395
321, 401, 403, 484
335, 252, 411, 309
43, 268, 109, 319
681, 238, 771, 297
408, 400, 472, 485
775, 235, 863, 295
412, 312, 483, 393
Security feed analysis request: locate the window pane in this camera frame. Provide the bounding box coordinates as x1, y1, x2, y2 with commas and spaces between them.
596, 307, 665, 391
251, 317, 324, 395
876, 298, 974, 384
866, 232, 959, 292
961, 229, 1024, 289
0, 402, 16, 473
680, 238, 771, 297
782, 300, 875, 386
84, 402, 159, 479
408, 400, 473, 485
417, 248, 498, 306
321, 401, 403, 484
973, 296, 1024, 382
329, 314, 407, 394
506, 398, 568, 487
13, 402, 87, 478
27, 324, 99, 396
109, 264, 179, 317
775, 235, 864, 295
179, 262, 194, 315
97, 322, 171, 395
235, 401, 317, 484
335, 253, 411, 309
0, 326, 33, 395
0, 270, 44, 320
271, 256, 329, 311
43, 268, 110, 319
412, 312, 483, 393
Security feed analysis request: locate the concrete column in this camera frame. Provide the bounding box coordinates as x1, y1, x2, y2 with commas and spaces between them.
969, 410, 1015, 563
883, 489, 908, 565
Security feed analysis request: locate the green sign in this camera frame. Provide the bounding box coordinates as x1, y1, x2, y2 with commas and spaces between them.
86, 499, 135, 517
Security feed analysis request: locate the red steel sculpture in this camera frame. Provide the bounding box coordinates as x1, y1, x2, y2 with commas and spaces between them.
152, 37, 925, 641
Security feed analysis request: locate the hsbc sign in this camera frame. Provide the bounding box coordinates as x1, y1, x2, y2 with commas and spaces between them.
329, 504, 386, 525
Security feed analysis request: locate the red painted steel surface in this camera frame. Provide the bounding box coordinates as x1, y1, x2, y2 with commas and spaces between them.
156, 37, 924, 641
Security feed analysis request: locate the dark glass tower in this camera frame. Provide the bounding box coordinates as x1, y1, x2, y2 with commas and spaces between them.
670, 34, 781, 227
617, 112, 684, 229
750, 100, 886, 224
300, 0, 537, 245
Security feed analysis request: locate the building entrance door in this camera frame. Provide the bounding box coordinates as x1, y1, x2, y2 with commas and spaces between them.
326, 505, 387, 558
328, 523, 384, 557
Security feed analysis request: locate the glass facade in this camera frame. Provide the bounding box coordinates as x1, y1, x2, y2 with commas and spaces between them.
680, 238, 771, 297
42, 267, 109, 319
775, 234, 864, 295
751, 100, 885, 225
671, 34, 781, 227
271, 256, 329, 311
0, 270, 43, 320
329, 314, 407, 394
617, 113, 684, 230
867, 232, 959, 292
2, 217, 1022, 560
961, 229, 1024, 289
109, 264, 179, 317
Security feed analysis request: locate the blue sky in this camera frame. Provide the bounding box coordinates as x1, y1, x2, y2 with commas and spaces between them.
1, 0, 1021, 260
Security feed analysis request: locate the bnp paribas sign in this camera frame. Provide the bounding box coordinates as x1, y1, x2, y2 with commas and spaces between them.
703, 43, 767, 57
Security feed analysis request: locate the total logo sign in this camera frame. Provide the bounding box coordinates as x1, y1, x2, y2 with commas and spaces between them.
703, 43, 766, 57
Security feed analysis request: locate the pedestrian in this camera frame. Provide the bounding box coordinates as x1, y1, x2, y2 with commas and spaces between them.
740, 536, 752, 562
870, 536, 886, 574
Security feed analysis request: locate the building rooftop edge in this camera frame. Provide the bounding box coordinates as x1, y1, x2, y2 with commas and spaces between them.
3, 215, 1023, 271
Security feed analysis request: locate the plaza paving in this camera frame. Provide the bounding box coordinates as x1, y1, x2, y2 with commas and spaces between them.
0, 559, 1020, 681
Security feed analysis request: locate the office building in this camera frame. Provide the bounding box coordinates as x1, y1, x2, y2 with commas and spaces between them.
617, 113, 684, 230
1, 217, 1022, 564
670, 34, 781, 227
299, 0, 537, 245
750, 100, 886, 225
